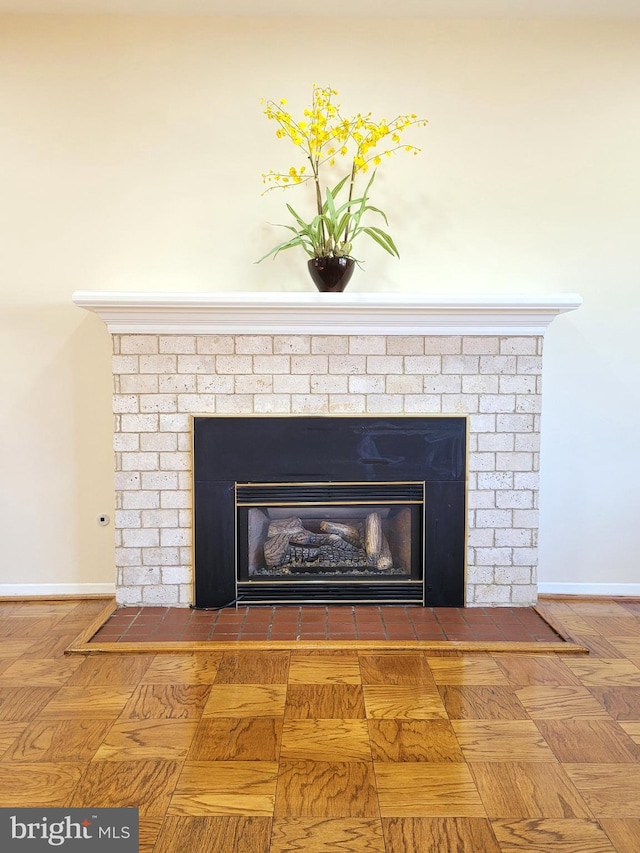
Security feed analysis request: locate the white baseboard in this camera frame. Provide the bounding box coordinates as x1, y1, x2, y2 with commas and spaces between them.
538, 582, 640, 597
0, 583, 115, 598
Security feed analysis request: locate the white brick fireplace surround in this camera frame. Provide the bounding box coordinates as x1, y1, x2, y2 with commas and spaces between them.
74, 291, 581, 608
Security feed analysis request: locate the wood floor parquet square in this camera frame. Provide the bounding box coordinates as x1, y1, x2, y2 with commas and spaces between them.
0, 762, 85, 806
93, 719, 200, 761
280, 719, 371, 761
5, 718, 114, 762
284, 684, 366, 719
141, 653, 223, 684
270, 817, 386, 852
490, 818, 617, 852
70, 759, 183, 817
516, 685, 610, 719
427, 655, 508, 685
202, 684, 287, 718
4, 597, 640, 850
188, 717, 282, 761
275, 760, 378, 818
469, 761, 592, 818
368, 719, 464, 762
375, 762, 486, 817
382, 817, 502, 852
153, 816, 273, 853
168, 760, 279, 816
535, 720, 640, 763
288, 651, 362, 684
363, 685, 448, 719
214, 651, 290, 684
452, 720, 556, 761
564, 658, 640, 686
439, 684, 529, 719
494, 655, 584, 688
563, 764, 640, 817
358, 653, 436, 686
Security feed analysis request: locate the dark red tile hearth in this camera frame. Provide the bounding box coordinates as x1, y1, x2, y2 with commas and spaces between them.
88, 604, 566, 645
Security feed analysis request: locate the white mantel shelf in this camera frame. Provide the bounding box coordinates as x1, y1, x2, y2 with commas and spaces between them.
72, 291, 582, 336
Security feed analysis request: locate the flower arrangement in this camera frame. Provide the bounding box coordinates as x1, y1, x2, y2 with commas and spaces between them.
257, 85, 428, 270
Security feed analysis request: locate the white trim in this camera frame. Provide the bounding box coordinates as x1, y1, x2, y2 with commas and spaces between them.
0, 583, 116, 598
72, 291, 582, 336
539, 582, 640, 597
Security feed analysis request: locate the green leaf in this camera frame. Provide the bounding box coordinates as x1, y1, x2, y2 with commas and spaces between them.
361, 226, 400, 258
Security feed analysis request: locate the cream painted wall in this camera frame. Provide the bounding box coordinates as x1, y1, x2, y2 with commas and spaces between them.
1, 15, 638, 594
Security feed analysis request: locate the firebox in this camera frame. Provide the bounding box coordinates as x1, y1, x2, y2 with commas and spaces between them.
193, 416, 467, 607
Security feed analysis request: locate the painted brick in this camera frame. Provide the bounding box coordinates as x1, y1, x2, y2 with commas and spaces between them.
404, 356, 441, 375
475, 509, 513, 528
159, 414, 191, 432
366, 395, 403, 413
311, 375, 348, 394
140, 434, 177, 454
143, 547, 181, 566
196, 335, 234, 354
469, 414, 496, 433
462, 337, 500, 355
479, 395, 516, 413
139, 355, 177, 374
178, 394, 216, 413
386, 336, 424, 355
142, 509, 179, 528
253, 355, 291, 374
497, 414, 534, 433
112, 355, 138, 375
215, 395, 253, 414
513, 547, 539, 566
462, 375, 499, 394
274, 335, 311, 354
496, 452, 534, 471
469, 453, 496, 472
442, 355, 479, 375
197, 375, 234, 394
115, 547, 142, 567
478, 433, 514, 452
441, 394, 479, 413
161, 566, 192, 584
495, 528, 533, 547
120, 335, 158, 354
500, 337, 539, 355
385, 375, 423, 394
123, 528, 160, 548
468, 491, 496, 509
496, 490, 533, 509
424, 336, 461, 354
273, 375, 311, 394
159, 336, 196, 354
120, 375, 159, 394
161, 528, 191, 547
516, 395, 542, 414
123, 567, 161, 586
122, 491, 160, 510
121, 452, 158, 471
140, 394, 177, 413
160, 490, 191, 509
499, 375, 537, 395
477, 472, 513, 489
403, 395, 442, 413
114, 510, 141, 529
479, 355, 517, 374
113, 395, 139, 414
142, 585, 180, 604
329, 355, 367, 374
141, 471, 179, 490
115, 472, 141, 491
215, 355, 253, 374
291, 394, 328, 413
235, 375, 273, 394
291, 355, 329, 374
495, 565, 531, 585
254, 394, 292, 413
367, 356, 403, 375
515, 433, 541, 452
349, 375, 386, 394
235, 335, 273, 354
349, 335, 387, 354
329, 394, 366, 413
468, 529, 495, 547
312, 335, 349, 354
517, 356, 543, 374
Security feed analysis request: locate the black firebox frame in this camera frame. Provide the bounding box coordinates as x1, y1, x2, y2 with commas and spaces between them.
193, 415, 467, 608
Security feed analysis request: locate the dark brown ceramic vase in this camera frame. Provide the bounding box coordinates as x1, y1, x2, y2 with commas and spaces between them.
307, 256, 355, 292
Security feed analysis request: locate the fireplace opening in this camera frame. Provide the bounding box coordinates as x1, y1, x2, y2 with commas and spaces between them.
236, 482, 424, 589
193, 416, 467, 607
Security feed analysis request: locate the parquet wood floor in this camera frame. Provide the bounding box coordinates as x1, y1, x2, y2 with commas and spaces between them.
1, 597, 640, 851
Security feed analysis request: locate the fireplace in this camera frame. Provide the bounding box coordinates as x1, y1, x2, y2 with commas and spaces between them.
72, 289, 582, 607
193, 415, 466, 607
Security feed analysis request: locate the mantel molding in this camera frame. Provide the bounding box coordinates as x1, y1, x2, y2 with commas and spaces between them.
72, 291, 582, 336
